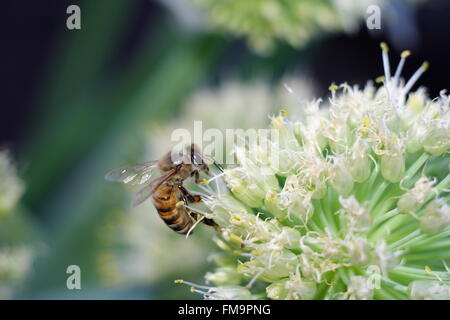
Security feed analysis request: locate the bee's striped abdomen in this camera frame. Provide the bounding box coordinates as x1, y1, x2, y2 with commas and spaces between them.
151, 184, 193, 234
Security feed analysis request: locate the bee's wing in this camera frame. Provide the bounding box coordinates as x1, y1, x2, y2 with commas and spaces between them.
105, 160, 158, 185
132, 169, 177, 207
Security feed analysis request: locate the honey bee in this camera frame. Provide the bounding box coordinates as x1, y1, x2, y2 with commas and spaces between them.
105, 144, 222, 235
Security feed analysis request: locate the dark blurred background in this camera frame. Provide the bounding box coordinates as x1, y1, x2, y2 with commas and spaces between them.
1, 0, 449, 299
3, 0, 450, 150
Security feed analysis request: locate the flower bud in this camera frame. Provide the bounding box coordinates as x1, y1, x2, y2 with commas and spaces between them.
423, 126, 450, 156
287, 194, 314, 222
207, 194, 253, 227
408, 280, 450, 300
339, 196, 371, 233
397, 177, 435, 214
345, 237, 371, 266
345, 276, 374, 300
270, 115, 301, 175
239, 249, 298, 282
420, 199, 450, 234
266, 281, 289, 300
225, 163, 278, 208
380, 154, 405, 183
264, 191, 288, 220
371, 241, 401, 273
207, 286, 254, 300
271, 175, 314, 222
329, 159, 354, 197
205, 267, 242, 286
267, 276, 316, 300
405, 124, 427, 153
404, 90, 426, 122
208, 253, 236, 268
346, 141, 371, 183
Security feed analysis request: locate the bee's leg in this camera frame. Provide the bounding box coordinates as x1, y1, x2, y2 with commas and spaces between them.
201, 217, 222, 232
191, 170, 202, 184
177, 185, 221, 232
178, 185, 201, 203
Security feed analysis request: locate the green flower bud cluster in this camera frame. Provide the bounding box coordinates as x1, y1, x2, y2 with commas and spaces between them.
192, 0, 386, 54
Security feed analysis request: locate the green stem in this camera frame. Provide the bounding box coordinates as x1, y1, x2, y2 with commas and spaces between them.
372, 195, 398, 221
360, 162, 379, 201
388, 229, 422, 250
404, 153, 431, 187
308, 218, 323, 233
318, 198, 338, 235
372, 208, 399, 229
385, 221, 418, 243
392, 266, 450, 280
368, 181, 389, 212
436, 173, 450, 191
369, 214, 412, 242
403, 229, 450, 250
337, 268, 350, 286
381, 277, 407, 291
368, 153, 429, 215
409, 239, 450, 251
403, 250, 450, 261
382, 284, 407, 299
374, 288, 396, 300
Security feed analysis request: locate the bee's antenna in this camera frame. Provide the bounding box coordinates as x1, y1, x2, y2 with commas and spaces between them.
204, 155, 224, 173
213, 160, 224, 173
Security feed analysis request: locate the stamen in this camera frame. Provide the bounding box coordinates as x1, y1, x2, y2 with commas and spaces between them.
197, 183, 215, 196
182, 204, 210, 217
207, 171, 226, 184
245, 269, 264, 288
401, 50, 411, 59
425, 265, 443, 282
393, 50, 410, 85
214, 177, 223, 198
283, 83, 293, 94
443, 261, 450, 273
192, 288, 210, 296
328, 84, 338, 91
329, 84, 338, 100
403, 61, 429, 95
375, 76, 385, 84
186, 215, 205, 238
380, 42, 391, 84
175, 279, 212, 290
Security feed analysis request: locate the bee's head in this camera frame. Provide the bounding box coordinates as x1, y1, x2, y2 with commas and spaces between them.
188, 143, 224, 175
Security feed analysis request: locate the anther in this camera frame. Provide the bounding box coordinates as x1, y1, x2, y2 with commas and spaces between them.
401, 50, 410, 59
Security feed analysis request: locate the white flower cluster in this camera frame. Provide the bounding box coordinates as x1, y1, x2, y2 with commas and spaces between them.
0, 151, 24, 215
179, 44, 450, 300
0, 247, 34, 299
